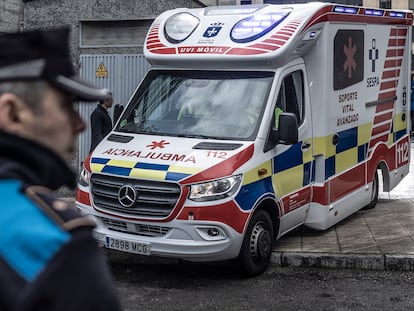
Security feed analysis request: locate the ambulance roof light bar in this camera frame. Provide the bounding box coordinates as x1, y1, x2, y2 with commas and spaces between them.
333, 6, 358, 14
365, 9, 384, 16
389, 11, 406, 18
231, 10, 291, 43
205, 5, 263, 16
164, 12, 200, 44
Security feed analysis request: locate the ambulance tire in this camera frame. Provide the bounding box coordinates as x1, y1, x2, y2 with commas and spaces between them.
363, 171, 379, 210
237, 209, 274, 277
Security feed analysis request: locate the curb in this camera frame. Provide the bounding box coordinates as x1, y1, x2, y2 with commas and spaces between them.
272, 252, 414, 271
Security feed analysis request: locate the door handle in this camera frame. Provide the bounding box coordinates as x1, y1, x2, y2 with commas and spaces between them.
301, 141, 311, 150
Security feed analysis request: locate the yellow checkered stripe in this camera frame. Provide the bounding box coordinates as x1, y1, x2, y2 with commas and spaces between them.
240, 123, 377, 198
90, 157, 202, 181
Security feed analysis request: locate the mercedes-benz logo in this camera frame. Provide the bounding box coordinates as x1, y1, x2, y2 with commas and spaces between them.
118, 184, 137, 208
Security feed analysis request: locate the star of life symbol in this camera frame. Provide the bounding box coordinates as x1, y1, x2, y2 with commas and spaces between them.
203, 22, 224, 38
146, 139, 170, 149
343, 36, 357, 78
369, 39, 379, 72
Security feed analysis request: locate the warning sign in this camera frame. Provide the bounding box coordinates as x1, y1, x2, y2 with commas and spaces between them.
96, 63, 108, 78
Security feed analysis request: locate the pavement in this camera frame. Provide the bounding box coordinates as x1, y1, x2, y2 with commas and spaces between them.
271, 141, 414, 271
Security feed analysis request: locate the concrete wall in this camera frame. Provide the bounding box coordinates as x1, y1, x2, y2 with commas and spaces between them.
0, 0, 22, 32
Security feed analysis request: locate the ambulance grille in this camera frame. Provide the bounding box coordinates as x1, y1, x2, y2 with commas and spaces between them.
90, 174, 181, 218
100, 217, 170, 237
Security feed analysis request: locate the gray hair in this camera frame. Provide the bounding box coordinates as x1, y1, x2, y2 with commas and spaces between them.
0, 80, 48, 113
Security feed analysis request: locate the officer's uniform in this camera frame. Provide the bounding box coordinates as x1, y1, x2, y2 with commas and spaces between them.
0, 130, 121, 311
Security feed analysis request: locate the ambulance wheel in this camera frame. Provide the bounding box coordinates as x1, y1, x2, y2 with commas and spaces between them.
237, 209, 274, 277
363, 171, 379, 210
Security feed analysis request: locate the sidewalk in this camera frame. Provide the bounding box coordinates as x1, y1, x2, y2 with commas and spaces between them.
272, 194, 414, 271
271, 138, 414, 271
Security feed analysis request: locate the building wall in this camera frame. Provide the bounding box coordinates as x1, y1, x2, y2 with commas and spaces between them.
22, 0, 204, 63
0, 0, 22, 32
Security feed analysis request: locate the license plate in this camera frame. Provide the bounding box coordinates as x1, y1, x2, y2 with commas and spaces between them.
105, 236, 151, 256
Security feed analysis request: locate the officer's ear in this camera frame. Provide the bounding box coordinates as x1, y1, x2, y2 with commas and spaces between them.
0, 93, 31, 133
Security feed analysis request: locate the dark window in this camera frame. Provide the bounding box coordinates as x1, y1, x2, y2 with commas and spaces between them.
80, 20, 153, 48
379, 0, 391, 9
275, 70, 304, 125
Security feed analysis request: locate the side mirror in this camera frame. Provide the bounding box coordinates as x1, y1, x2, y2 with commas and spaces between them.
278, 112, 298, 144
263, 112, 298, 152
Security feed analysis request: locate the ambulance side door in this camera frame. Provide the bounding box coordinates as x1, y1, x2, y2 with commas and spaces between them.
272, 63, 313, 234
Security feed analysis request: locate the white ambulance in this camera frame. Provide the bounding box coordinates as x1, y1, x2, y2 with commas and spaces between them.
76, 2, 412, 276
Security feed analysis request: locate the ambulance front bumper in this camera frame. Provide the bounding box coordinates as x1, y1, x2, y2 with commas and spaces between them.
77, 202, 244, 262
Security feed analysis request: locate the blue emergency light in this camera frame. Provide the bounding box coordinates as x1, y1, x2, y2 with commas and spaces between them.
230, 10, 291, 43
333, 6, 358, 14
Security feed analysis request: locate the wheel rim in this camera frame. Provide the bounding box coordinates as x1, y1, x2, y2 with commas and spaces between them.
249, 222, 272, 261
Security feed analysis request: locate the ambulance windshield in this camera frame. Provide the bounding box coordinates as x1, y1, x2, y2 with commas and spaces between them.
116, 70, 273, 140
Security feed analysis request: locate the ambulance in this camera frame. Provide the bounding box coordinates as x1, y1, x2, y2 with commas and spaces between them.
76, 2, 412, 276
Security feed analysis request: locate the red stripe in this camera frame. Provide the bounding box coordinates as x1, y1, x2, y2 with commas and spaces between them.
375, 101, 394, 112
280, 187, 311, 214
181, 144, 255, 184
378, 90, 396, 100
177, 201, 249, 234
76, 188, 91, 206
146, 38, 161, 44
386, 49, 404, 57
277, 30, 295, 36
147, 34, 159, 40
263, 38, 287, 45
372, 123, 391, 136
263, 38, 286, 45
284, 24, 300, 30
147, 43, 166, 49
380, 80, 398, 90
373, 112, 393, 123
382, 70, 400, 79
226, 48, 268, 55
384, 59, 402, 68
269, 33, 290, 40
329, 164, 365, 202
149, 48, 177, 54
388, 38, 407, 46
249, 43, 280, 50
390, 28, 408, 36
369, 134, 389, 148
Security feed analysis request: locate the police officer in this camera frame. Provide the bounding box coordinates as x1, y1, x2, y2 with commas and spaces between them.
0, 28, 121, 310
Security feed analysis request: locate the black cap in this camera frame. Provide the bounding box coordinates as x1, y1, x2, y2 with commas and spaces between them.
0, 27, 110, 101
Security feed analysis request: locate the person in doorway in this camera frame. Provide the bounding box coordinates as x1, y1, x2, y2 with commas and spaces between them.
90, 94, 113, 151
0, 28, 121, 310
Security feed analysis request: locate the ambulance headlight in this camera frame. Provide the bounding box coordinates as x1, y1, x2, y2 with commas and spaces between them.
164, 12, 200, 43
78, 168, 91, 187
231, 10, 291, 43
189, 175, 242, 202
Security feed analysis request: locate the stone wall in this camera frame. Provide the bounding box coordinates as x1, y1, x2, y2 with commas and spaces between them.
0, 0, 22, 32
